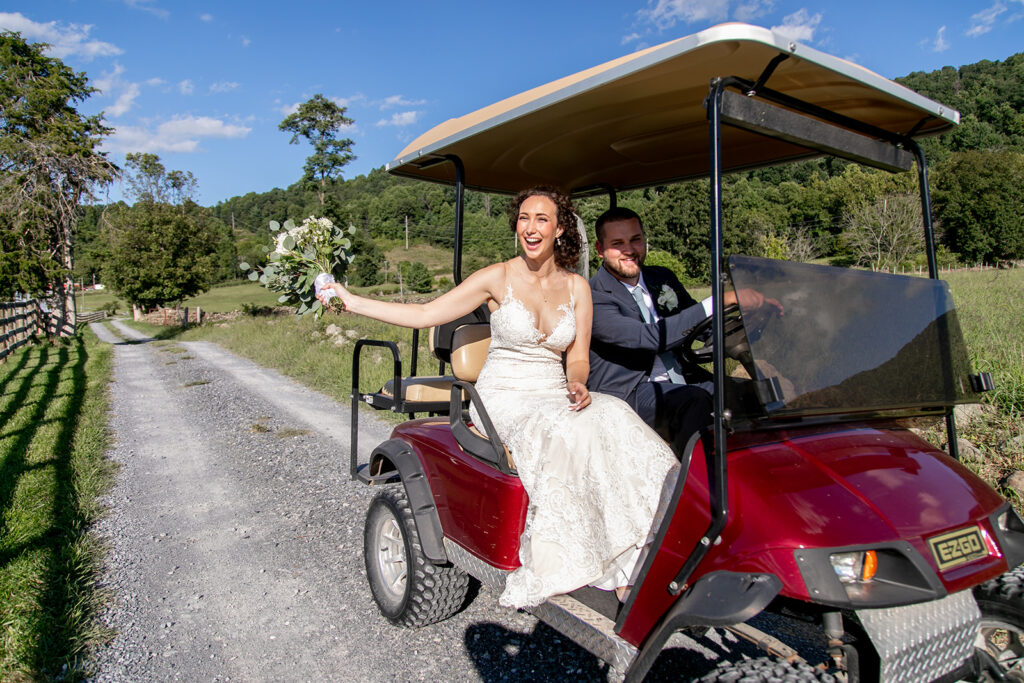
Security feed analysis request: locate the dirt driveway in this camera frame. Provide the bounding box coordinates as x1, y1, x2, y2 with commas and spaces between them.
86, 320, 768, 682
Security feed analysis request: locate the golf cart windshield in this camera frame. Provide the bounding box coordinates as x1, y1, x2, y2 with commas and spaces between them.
726, 255, 981, 423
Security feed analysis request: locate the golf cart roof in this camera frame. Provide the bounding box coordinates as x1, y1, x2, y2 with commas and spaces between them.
386, 23, 959, 195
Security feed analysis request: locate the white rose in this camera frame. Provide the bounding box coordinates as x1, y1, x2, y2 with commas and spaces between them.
657, 284, 679, 312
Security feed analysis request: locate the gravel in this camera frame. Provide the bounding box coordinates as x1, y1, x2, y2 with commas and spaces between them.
85, 320, 814, 682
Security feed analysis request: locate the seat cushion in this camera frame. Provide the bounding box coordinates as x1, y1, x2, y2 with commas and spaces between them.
381, 376, 456, 403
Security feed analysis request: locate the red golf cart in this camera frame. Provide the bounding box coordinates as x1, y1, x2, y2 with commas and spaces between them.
347, 23, 1024, 682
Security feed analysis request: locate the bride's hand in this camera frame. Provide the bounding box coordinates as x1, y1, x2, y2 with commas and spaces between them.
317, 282, 351, 310
567, 381, 591, 411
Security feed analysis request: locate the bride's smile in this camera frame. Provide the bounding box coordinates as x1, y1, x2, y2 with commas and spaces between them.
516, 195, 563, 261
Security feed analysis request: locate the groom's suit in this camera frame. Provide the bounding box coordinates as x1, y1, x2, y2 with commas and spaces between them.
589, 264, 713, 454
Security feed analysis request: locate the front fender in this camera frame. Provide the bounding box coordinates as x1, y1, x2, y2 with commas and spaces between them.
370, 438, 447, 563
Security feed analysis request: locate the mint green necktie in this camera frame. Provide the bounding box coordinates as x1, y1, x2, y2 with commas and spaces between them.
630, 286, 685, 384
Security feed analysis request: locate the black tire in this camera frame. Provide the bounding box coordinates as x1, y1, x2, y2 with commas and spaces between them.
973, 565, 1024, 682
363, 487, 469, 627
699, 656, 838, 682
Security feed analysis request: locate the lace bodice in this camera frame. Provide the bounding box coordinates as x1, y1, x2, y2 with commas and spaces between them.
489, 285, 575, 352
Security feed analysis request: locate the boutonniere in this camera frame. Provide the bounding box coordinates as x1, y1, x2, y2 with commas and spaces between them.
657, 284, 679, 312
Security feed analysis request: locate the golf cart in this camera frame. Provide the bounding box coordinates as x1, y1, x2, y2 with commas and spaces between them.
347, 23, 1024, 682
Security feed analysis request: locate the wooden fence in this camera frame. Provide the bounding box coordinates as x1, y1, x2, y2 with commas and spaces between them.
0, 300, 44, 362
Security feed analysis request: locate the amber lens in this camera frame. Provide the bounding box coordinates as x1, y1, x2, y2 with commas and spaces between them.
862, 550, 878, 581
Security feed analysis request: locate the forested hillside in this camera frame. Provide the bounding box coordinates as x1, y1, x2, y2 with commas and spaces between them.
78, 50, 1024, 289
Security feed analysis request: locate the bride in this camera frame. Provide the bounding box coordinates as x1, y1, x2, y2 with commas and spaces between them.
318, 187, 678, 608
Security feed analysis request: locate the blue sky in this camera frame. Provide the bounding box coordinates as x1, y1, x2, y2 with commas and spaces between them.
3, 1, 1023, 206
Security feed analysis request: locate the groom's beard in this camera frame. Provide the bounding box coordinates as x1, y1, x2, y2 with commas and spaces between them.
603, 253, 645, 282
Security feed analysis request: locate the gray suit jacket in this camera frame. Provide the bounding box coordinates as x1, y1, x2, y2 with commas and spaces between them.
588, 265, 712, 405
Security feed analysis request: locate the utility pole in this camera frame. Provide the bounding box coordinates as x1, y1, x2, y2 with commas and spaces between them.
405, 215, 409, 250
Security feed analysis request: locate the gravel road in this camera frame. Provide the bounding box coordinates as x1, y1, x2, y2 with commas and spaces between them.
85, 320, 795, 682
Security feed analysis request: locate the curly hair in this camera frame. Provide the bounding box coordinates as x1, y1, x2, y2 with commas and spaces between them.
508, 186, 583, 271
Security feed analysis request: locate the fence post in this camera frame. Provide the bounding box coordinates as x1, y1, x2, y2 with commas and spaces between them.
183, 307, 189, 327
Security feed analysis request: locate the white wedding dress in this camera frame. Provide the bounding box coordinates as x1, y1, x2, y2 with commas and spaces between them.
471, 284, 678, 608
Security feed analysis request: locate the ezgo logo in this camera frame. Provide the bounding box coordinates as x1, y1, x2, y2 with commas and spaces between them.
928, 526, 988, 570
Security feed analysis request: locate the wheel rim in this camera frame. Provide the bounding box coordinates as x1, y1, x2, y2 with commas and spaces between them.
979, 618, 1024, 681
374, 511, 408, 601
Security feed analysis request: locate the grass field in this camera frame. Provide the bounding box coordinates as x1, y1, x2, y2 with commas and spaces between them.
0, 328, 116, 681
77, 281, 281, 315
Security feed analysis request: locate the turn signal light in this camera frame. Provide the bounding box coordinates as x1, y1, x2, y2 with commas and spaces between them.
829, 550, 878, 583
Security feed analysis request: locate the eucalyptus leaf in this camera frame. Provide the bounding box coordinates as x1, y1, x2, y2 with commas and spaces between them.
239, 262, 250, 271
282, 235, 295, 250
269, 251, 282, 262
269, 220, 280, 232
311, 299, 323, 312
340, 238, 351, 250
248, 271, 259, 281
259, 273, 268, 284
283, 219, 296, 230
278, 294, 289, 303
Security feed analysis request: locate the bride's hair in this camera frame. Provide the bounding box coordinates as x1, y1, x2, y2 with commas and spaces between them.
508, 186, 583, 271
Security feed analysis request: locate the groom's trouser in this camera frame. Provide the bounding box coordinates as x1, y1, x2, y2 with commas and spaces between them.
633, 381, 713, 459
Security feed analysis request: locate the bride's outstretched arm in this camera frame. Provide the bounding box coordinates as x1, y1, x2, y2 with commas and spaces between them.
565, 276, 593, 411
318, 262, 504, 329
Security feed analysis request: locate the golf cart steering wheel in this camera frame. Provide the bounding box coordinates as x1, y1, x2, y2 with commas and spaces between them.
680, 304, 747, 366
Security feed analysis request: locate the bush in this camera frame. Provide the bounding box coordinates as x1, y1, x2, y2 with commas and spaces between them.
644, 249, 703, 286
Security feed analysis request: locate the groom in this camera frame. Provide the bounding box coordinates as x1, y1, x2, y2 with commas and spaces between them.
587, 207, 715, 457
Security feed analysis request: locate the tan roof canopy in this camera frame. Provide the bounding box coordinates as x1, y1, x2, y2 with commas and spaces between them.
386, 23, 958, 195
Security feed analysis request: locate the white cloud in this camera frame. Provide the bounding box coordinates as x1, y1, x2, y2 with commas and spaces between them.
931, 25, 950, 52
376, 111, 421, 127
145, 77, 165, 87
621, 32, 642, 45
178, 79, 194, 95
93, 63, 142, 117
276, 94, 363, 115
277, 100, 300, 116
967, 2, 1007, 37
200, 13, 213, 22
209, 81, 240, 93
636, 0, 728, 29
122, 0, 169, 19
241, 35, 251, 47
0, 12, 122, 60
771, 9, 823, 42
734, 0, 775, 22
380, 95, 426, 110
104, 115, 252, 154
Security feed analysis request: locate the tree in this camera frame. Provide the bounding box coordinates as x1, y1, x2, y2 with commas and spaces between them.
123, 152, 197, 205
0, 32, 116, 332
933, 150, 1024, 264
279, 94, 355, 206
101, 203, 217, 314
347, 229, 385, 287
840, 194, 923, 272
400, 261, 433, 293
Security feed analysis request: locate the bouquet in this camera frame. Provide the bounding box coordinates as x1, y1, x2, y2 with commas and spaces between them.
239, 216, 355, 317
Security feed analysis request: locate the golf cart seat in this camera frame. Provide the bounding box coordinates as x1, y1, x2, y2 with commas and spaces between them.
448, 323, 516, 475
354, 305, 490, 416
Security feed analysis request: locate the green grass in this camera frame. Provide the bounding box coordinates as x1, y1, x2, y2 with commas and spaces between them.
77, 281, 281, 314
0, 328, 117, 681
